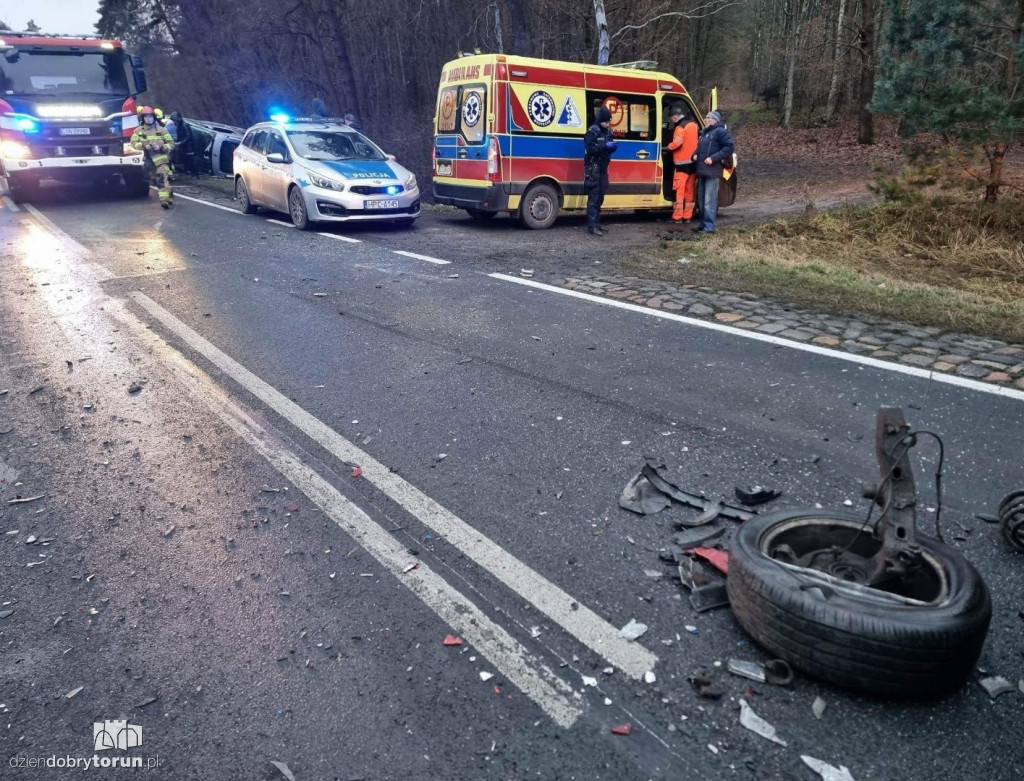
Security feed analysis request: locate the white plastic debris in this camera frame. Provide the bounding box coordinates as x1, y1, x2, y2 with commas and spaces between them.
980, 676, 1015, 699
801, 756, 856, 781
738, 699, 787, 746
843, 499, 854, 507
270, 761, 297, 781
707, 744, 719, 755
813, 696, 827, 719
602, 667, 614, 675
603, 697, 612, 706
479, 671, 494, 682
530, 626, 542, 638
25, 535, 37, 544
618, 619, 649, 641
644, 671, 657, 684
643, 569, 663, 580
581, 675, 598, 687
65, 686, 84, 699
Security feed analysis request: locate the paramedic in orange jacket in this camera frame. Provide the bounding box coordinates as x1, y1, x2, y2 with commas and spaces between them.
666, 105, 698, 222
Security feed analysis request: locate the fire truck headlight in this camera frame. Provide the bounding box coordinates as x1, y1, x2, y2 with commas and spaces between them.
1, 140, 32, 159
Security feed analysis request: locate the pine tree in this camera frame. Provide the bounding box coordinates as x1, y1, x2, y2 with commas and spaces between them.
873, 0, 1024, 201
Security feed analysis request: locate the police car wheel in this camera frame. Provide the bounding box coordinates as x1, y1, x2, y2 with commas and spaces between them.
235, 177, 257, 214
519, 183, 559, 230
288, 186, 311, 230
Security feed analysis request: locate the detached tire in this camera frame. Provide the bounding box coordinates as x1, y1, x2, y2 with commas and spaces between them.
726, 509, 991, 698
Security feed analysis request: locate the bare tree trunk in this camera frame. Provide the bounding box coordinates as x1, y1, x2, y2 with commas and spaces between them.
857, 0, 875, 144
781, 0, 804, 127
493, 4, 504, 53
507, 0, 530, 56
593, 0, 610, 65
986, 142, 1007, 202
826, 0, 847, 117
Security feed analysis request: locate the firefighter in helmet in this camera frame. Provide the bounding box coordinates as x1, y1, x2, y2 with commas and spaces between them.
131, 106, 175, 208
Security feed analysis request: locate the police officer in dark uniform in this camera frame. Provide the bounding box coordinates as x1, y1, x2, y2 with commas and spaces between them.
583, 106, 617, 236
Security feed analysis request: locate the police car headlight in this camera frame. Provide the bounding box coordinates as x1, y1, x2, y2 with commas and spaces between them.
404, 174, 418, 191
307, 170, 344, 191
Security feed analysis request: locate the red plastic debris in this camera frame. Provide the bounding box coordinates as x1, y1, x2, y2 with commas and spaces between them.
351, 467, 363, 478
611, 722, 632, 736
442, 634, 463, 646
684, 546, 729, 574
493, 685, 501, 695
289, 506, 299, 512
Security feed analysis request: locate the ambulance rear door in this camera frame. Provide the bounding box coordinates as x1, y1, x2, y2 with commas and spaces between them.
434, 77, 490, 186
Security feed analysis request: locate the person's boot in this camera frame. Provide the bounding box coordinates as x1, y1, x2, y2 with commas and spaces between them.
588, 226, 604, 236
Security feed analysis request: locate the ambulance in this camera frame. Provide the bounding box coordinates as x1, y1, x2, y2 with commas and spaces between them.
432, 53, 736, 228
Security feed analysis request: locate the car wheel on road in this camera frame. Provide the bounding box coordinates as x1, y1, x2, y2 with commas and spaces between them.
518, 183, 559, 230
288, 186, 311, 230
726, 508, 991, 698
235, 178, 257, 214
466, 208, 497, 221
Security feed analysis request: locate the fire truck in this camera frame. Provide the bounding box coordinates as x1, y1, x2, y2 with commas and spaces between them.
0, 32, 149, 203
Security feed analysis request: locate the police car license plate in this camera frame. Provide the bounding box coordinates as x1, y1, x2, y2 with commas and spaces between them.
60, 127, 91, 136
364, 199, 399, 210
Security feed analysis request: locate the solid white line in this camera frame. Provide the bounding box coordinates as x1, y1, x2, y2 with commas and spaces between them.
1, 195, 18, 211
490, 273, 1024, 403
129, 291, 659, 679
317, 231, 362, 244
108, 301, 581, 727
174, 192, 241, 215
23, 204, 92, 255
393, 250, 451, 266
266, 218, 294, 228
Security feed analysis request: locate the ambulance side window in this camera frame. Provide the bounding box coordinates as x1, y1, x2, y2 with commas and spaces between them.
587, 93, 656, 141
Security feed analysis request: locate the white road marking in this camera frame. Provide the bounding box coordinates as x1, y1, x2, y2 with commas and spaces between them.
393, 250, 451, 265
266, 218, 294, 228
108, 301, 582, 727
490, 273, 1024, 403
1, 195, 18, 211
174, 192, 241, 214
24, 204, 89, 252
129, 291, 659, 679
317, 231, 362, 244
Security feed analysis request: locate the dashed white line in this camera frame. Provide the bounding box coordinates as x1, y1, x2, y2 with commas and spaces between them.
129, 290, 660, 679
490, 273, 1024, 403
393, 250, 451, 265
173, 192, 241, 214
317, 231, 361, 244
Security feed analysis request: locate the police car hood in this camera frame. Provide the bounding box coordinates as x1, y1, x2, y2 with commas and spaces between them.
308, 159, 403, 182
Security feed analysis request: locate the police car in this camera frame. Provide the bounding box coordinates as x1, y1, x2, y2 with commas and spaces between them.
232, 115, 420, 229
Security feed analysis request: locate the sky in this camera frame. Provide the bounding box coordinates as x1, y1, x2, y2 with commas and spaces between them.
0, 0, 100, 36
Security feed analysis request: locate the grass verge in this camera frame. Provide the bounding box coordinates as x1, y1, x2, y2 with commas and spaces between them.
622, 195, 1024, 343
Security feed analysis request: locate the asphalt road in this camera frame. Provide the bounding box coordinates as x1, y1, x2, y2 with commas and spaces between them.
1, 186, 1022, 781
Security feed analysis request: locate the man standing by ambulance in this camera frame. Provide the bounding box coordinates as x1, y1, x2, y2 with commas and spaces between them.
583, 106, 618, 237
694, 110, 734, 234
666, 106, 698, 223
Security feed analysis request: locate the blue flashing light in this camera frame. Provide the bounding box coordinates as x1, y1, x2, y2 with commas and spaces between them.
386, 185, 400, 195
269, 110, 291, 123
15, 116, 39, 133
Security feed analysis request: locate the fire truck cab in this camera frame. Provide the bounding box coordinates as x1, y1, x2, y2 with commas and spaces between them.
432, 53, 736, 228
0, 32, 149, 203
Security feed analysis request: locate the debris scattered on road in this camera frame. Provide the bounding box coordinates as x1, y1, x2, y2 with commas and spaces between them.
738, 698, 787, 746
673, 524, 726, 549
611, 722, 632, 736
136, 696, 159, 708
0, 610, 14, 619
691, 672, 722, 699
620, 463, 754, 522
261, 487, 281, 493
6, 495, 44, 505
801, 755, 856, 781
520, 268, 534, 278
530, 626, 542, 637
26, 561, 44, 568
644, 670, 656, 684
581, 675, 598, 687
763, 659, 794, 685
270, 760, 297, 781
618, 619, 649, 641
457, 358, 473, 365
313, 293, 327, 297
127, 381, 144, 394
643, 569, 664, 580
727, 659, 766, 683
402, 562, 419, 574
28, 385, 46, 395
707, 744, 719, 755
447, 274, 459, 279
351, 467, 363, 478
25, 535, 37, 544
162, 524, 175, 538
980, 676, 1015, 699
843, 499, 854, 507
442, 634, 463, 646
813, 696, 827, 719
65, 686, 84, 699
734, 486, 783, 506
479, 671, 494, 682
684, 546, 729, 575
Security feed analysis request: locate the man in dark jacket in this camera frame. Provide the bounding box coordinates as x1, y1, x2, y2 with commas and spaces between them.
583, 106, 618, 236
694, 110, 734, 234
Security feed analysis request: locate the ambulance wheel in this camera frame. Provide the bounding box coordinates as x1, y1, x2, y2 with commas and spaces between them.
519, 183, 559, 230
235, 177, 257, 214
726, 509, 991, 698
288, 186, 311, 230
466, 208, 497, 221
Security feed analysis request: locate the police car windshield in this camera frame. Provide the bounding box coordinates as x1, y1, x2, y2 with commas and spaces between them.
287, 130, 385, 162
